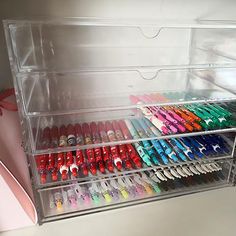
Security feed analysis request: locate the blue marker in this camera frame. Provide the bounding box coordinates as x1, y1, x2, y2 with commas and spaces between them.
169, 139, 187, 161
150, 139, 169, 165
142, 140, 160, 165
159, 139, 179, 162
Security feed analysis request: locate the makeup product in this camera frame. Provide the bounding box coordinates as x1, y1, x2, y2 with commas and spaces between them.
129, 95, 169, 134
88, 183, 100, 204
118, 120, 132, 140
50, 126, 59, 147
159, 139, 179, 162
90, 122, 101, 144
101, 146, 114, 172
42, 127, 51, 149
59, 125, 67, 147
65, 151, 77, 177
74, 185, 90, 204
105, 121, 117, 142
47, 153, 58, 181
54, 191, 63, 210
141, 140, 160, 165
126, 144, 142, 168
75, 150, 88, 176
75, 123, 84, 145
118, 144, 132, 169
134, 142, 152, 166
36, 154, 47, 184
94, 146, 105, 173
99, 181, 112, 203
110, 145, 122, 170
151, 139, 169, 164
112, 120, 125, 140
82, 123, 93, 145
67, 188, 77, 207
58, 153, 69, 181
117, 178, 129, 199
67, 124, 76, 146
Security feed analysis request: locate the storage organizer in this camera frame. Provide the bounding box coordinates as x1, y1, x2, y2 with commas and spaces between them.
3, 18, 236, 224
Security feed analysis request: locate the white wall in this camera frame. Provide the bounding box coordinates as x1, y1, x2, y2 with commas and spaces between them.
1, 0, 236, 89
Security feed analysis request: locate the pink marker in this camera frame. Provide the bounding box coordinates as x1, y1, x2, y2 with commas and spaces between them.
139, 95, 177, 134
129, 95, 169, 135
164, 108, 186, 133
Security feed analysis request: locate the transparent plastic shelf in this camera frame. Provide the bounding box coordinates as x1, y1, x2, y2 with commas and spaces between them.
31, 133, 235, 188
4, 19, 236, 74
26, 100, 236, 155
17, 68, 236, 115
37, 159, 232, 222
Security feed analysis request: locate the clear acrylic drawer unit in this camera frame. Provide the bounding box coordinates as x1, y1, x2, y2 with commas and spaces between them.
3, 18, 236, 224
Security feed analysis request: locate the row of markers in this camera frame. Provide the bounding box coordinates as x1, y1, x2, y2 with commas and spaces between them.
36, 134, 230, 183
129, 96, 236, 134
48, 166, 225, 210
37, 103, 235, 152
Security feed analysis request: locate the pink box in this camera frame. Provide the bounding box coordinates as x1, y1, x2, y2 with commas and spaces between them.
0, 91, 37, 231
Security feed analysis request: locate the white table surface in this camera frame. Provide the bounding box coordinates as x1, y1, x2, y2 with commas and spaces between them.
2, 186, 236, 236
